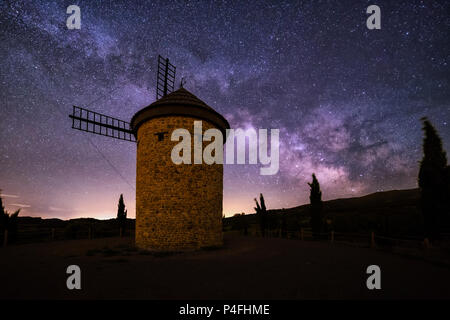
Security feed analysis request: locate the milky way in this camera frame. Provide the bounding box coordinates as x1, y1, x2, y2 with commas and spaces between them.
0, 0, 449, 218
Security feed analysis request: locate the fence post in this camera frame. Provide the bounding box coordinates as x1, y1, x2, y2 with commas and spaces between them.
3, 230, 8, 247
331, 231, 334, 244
51, 228, 55, 241
370, 232, 375, 248
300, 228, 304, 241
424, 238, 431, 249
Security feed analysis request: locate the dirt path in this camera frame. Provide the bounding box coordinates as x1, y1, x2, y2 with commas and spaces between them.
0, 235, 449, 299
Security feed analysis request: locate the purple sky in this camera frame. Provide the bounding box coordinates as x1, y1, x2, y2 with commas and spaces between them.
0, 0, 449, 218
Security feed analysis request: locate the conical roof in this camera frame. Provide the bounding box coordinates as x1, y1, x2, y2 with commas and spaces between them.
149, 87, 214, 110
130, 88, 230, 136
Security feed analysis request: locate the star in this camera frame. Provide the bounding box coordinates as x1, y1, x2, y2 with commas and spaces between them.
0, 0, 449, 217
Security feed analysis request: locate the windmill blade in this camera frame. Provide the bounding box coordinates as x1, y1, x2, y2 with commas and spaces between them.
69, 106, 136, 142
156, 55, 176, 100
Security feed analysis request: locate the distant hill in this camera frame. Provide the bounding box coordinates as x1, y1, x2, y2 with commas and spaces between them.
271, 188, 420, 216
225, 188, 425, 237
14, 188, 426, 240
10, 217, 135, 244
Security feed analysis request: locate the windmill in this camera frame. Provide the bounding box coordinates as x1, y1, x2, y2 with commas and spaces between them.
69, 54, 230, 252
69, 55, 176, 142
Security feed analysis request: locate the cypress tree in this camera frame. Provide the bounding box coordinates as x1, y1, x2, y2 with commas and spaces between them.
0, 194, 20, 244
308, 173, 323, 237
117, 194, 127, 236
254, 193, 267, 237
418, 117, 448, 240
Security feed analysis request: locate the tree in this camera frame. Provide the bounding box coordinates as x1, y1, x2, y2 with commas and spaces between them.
446, 166, 450, 219
0, 194, 20, 245
254, 193, 267, 237
308, 173, 323, 237
241, 213, 249, 236
116, 194, 127, 237
280, 213, 287, 238
418, 117, 448, 240
231, 213, 249, 235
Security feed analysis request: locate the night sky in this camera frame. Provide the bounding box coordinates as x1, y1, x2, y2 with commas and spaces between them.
0, 0, 449, 219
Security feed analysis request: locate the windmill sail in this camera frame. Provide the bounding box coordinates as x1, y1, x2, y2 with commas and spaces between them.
156, 55, 176, 99
69, 106, 136, 142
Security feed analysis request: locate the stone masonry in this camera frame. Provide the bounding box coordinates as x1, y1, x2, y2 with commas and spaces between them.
131, 88, 229, 251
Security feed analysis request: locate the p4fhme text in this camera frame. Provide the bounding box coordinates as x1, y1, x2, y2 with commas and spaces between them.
224, 305, 270, 315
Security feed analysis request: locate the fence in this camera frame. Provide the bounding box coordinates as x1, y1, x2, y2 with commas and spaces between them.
243, 227, 450, 250
1, 226, 135, 247
3, 224, 449, 250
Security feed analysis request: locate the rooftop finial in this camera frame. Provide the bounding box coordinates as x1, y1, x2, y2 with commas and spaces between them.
180, 77, 186, 88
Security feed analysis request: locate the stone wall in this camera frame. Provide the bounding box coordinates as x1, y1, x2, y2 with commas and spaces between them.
135, 115, 223, 251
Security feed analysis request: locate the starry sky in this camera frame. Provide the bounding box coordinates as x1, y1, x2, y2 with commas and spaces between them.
0, 0, 449, 219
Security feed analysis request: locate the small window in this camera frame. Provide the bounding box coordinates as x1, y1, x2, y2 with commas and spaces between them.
155, 131, 168, 141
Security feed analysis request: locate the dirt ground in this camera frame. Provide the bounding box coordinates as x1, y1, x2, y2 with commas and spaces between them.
0, 235, 449, 299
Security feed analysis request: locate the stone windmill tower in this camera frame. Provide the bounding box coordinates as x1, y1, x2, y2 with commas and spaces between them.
69, 55, 230, 251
